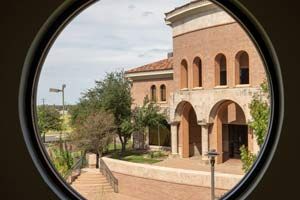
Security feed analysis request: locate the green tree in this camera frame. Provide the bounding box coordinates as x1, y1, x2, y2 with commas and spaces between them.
49, 144, 74, 176
249, 81, 270, 147
70, 110, 116, 168
126, 96, 167, 149
37, 105, 63, 140
70, 71, 132, 152
240, 81, 270, 173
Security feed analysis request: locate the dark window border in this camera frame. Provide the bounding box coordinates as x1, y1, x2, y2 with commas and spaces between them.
18, 0, 284, 199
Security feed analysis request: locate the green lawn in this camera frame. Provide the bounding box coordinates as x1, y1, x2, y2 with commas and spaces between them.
109, 149, 168, 164
106, 140, 133, 152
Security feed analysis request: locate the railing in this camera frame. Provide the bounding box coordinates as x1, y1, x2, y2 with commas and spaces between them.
63, 154, 86, 184
99, 157, 119, 193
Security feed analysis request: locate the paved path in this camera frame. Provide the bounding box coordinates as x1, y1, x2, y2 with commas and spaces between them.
154, 157, 244, 175
71, 156, 242, 200
109, 172, 228, 200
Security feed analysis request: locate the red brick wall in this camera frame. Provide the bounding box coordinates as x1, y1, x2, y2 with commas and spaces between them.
172, 22, 266, 90
130, 77, 175, 107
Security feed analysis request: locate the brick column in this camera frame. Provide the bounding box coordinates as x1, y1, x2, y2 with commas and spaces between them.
171, 122, 179, 155
201, 124, 209, 161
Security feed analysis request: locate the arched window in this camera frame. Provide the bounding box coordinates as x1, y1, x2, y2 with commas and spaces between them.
160, 84, 166, 101
236, 51, 249, 84
215, 54, 227, 86
193, 57, 202, 87
181, 59, 188, 89
150, 85, 157, 102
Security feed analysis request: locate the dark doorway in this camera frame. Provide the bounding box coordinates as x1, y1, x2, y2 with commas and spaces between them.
228, 125, 248, 158
223, 124, 248, 160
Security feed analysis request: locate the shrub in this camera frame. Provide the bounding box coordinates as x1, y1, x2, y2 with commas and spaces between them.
240, 145, 257, 173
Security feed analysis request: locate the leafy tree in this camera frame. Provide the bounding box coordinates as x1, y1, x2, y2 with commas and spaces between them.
70, 71, 132, 152
240, 80, 270, 173
125, 96, 167, 149
37, 105, 63, 140
49, 144, 74, 176
240, 145, 257, 173
70, 110, 116, 168
249, 81, 270, 147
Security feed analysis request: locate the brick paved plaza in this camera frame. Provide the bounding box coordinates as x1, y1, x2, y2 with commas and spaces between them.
154, 157, 244, 175
103, 172, 228, 200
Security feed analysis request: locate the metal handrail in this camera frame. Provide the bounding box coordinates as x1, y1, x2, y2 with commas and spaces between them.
63, 153, 86, 184
99, 157, 119, 193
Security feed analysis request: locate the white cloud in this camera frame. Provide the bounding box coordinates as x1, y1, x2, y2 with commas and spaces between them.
37, 0, 191, 105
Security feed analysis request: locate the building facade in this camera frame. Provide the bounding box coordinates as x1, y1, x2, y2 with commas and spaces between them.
125, 0, 266, 164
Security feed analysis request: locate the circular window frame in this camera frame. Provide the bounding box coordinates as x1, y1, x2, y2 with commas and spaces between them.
18, 0, 284, 199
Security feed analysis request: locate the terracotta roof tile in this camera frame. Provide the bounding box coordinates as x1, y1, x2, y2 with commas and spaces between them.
125, 58, 173, 74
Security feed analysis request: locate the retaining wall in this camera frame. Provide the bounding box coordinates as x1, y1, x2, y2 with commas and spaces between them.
102, 157, 243, 190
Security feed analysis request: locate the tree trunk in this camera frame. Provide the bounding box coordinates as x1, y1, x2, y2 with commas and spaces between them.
121, 138, 127, 153
114, 136, 116, 151
96, 152, 99, 169
118, 132, 126, 153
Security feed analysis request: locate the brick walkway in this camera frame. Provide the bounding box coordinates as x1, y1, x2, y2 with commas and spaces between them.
154, 156, 244, 175
103, 173, 228, 200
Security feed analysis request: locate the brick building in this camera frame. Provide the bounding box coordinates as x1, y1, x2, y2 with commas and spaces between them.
125, 0, 266, 164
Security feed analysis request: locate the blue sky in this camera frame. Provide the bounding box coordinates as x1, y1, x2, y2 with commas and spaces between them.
37, 0, 191, 105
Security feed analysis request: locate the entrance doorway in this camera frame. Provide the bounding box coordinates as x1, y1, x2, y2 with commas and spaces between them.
223, 124, 248, 159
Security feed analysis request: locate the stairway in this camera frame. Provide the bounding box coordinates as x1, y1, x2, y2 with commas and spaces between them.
71, 168, 114, 200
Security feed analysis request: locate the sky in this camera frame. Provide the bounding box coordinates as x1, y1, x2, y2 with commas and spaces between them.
37, 0, 191, 105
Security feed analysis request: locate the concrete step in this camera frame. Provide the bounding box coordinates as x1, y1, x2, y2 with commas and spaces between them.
73, 180, 108, 184
72, 184, 111, 189
70, 168, 115, 199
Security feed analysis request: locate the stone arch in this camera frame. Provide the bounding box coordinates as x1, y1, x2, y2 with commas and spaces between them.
174, 101, 201, 158
208, 99, 247, 124
174, 101, 197, 122
208, 100, 251, 163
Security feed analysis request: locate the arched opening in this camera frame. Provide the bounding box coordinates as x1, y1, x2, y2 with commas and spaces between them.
150, 85, 156, 102
193, 57, 202, 87
176, 102, 201, 158
209, 100, 251, 163
180, 59, 188, 89
215, 54, 227, 86
236, 51, 249, 85
160, 84, 166, 102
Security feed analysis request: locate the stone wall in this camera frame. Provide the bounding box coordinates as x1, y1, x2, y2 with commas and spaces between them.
102, 157, 243, 190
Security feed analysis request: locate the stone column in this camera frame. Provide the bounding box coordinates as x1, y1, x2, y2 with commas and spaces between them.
171, 122, 179, 155
201, 124, 209, 161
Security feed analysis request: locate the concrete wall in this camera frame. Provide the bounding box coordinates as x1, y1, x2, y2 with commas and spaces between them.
171, 5, 235, 37
102, 157, 243, 190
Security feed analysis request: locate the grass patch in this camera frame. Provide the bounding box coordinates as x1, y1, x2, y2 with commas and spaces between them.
109, 150, 168, 164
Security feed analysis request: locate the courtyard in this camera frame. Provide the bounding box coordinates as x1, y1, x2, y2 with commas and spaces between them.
154, 156, 244, 175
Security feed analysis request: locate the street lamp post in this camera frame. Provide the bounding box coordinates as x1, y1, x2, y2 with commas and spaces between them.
206, 149, 220, 200
49, 84, 66, 142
